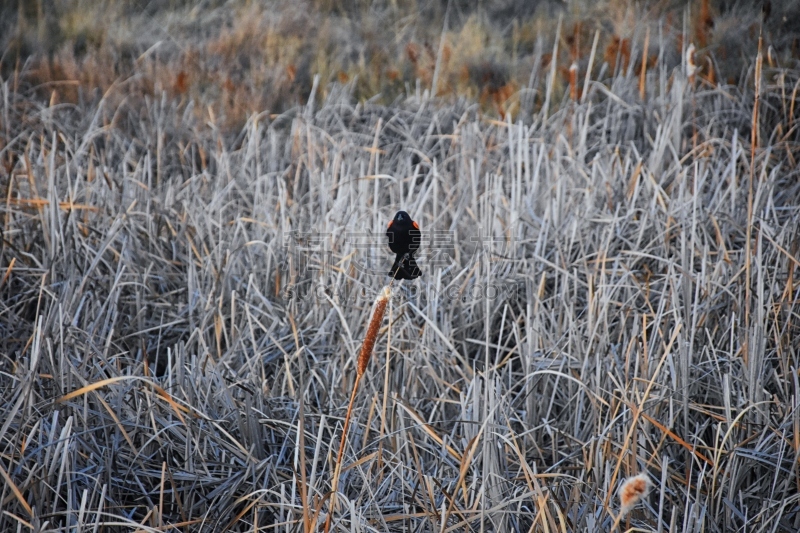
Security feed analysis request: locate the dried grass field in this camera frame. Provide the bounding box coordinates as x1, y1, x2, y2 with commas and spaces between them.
1, 1, 800, 532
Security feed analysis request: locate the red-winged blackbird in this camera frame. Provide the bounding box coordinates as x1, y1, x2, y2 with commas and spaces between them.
386, 210, 422, 280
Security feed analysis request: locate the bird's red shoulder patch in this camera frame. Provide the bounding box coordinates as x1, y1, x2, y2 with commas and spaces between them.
412, 221, 419, 229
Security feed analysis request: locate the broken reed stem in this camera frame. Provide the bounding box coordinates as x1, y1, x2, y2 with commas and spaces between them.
744, 31, 762, 365
322, 285, 392, 532
639, 26, 649, 101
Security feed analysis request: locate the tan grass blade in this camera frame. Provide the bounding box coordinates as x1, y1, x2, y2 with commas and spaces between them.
0, 462, 32, 517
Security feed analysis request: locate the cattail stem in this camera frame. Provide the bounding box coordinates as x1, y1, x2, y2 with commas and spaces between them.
639, 27, 649, 101
323, 374, 361, 532
322, 285, 392, 532
744, 31, 762, 366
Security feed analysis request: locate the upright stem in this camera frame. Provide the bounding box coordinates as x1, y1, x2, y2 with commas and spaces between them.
322, 375, 362, 533
321, 283, 392, 532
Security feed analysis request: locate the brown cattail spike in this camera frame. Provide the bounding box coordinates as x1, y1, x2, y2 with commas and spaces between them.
358, 286, 391, 376
619, 472, 652, 516
569, 62, 578, 101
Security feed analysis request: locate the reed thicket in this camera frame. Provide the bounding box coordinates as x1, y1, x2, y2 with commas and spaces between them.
1, 5, 800, 531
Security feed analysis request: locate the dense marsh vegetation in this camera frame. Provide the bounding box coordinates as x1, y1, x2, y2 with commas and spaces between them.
1, 1, 799, 531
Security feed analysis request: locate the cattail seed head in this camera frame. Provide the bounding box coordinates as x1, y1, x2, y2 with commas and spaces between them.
569, 62, 578, 101
686, 44, 698, 79
357, 285, 391, 376
619, 472, 652, 516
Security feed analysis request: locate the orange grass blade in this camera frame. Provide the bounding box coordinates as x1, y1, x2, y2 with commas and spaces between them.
0, 257, 16, 290
0, 462, 32, 518
634, 405, 714, 466
57, 376, 133, 403
396, 400, 462, 462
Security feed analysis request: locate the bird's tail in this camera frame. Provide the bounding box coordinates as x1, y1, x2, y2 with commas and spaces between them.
388, 254, 421, 280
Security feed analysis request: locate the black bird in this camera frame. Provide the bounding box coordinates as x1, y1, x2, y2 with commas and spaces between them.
386, 210, 422, 280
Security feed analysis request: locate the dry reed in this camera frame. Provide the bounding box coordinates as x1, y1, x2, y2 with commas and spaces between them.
0, 6, 799, 530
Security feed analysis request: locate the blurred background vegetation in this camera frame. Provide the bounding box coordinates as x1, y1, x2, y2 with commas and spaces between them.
0, 0, 797, 129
